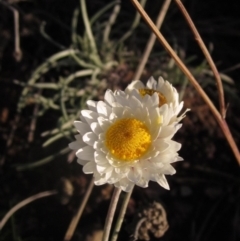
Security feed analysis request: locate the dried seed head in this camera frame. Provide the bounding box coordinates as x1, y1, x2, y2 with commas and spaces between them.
135, 201, 169, 241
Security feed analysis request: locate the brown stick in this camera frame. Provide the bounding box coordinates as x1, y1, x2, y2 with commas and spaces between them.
130, 0, 240, 165
64, 178, 94, 241
174, 0, 226, 118
0, 190, 57, 230
134, 0, 172, 80
0, 1, 22, 61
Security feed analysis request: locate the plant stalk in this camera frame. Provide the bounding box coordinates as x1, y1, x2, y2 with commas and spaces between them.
110, 187, 133, 241
102, 187, 122, 241
64, 178, 94, 241
174, 0, 226, 118
0, 190, 57, 230
134, 0, 172, 80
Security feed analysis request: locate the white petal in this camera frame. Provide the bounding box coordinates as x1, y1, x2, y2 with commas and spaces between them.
161, 164, 176, 175
94, 172, 107, 185
114, 95, 130, 108
115, 90, 127, 96
117, 178, 134, 192
77, 158, 89, 165
83, 161, 95, 173
157, 76, 165, 89
159, 105, 173, 126
142, 94, 152, 105
96, 164, 113, 174
148, 109, 161, 139
76, 146, 94, 161
69, 139, 84, 150
81, 110, 99, 125
154, 174, 170, 190
175, 101, 184, 115
125, 80, 144, 93
108, 171, 125, 184
87, 100, 97, 111
166, 140, 181, 152
94, 151, 108, 165
104, 89, 116, 105
127, 167, 141, 183
159, 125, 177, 139
148, 157, 164, 168
146, 76, 157, 89
74, 121, 91, 135
115, 166, 129, 174
97, 101, 110, 117
154, 139, 169, 152
153, 153, 174, 164
128, 95, 142, 109
105, 169, 113, 181
82, 132, 97, 146
90, 122, 103, 135
136, 178, 148, 188
151, 92, 159, 107
112, 107, 124, 118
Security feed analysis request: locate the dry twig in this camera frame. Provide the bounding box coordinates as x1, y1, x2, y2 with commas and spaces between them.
0, 190, 57, 230
64, 178, 94, 241
174, 0, 226, 118
134, 0, 172, 80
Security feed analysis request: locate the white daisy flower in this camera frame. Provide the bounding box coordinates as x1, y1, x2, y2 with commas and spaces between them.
69, 88, 183, 192
125, 76, 185, 123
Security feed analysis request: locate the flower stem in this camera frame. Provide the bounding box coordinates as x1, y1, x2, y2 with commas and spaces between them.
64, 178, 94, 241
102, 187, 122, 241
110, 187, 133, 241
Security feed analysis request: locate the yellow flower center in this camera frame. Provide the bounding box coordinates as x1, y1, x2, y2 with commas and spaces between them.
105, 118, 152, 161
139, 89, 167, 107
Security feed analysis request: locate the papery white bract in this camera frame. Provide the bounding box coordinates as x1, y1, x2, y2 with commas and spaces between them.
125, 76, 185, 121
69, 78, 186, 192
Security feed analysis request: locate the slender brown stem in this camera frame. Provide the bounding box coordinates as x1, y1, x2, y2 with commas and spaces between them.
12, 5, 22, 61
102, 187, 122, 241
134, 0, 172, 80
0, 2, 22, 61
64, 178, 94, 241
0, 190, 57, 230
174, 0, 226, 118
130, 0, 240, 165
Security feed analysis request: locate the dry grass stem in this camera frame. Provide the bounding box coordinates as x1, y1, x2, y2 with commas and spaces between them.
12, 5, 22, 61
134, 0, 172, 80
0, 1, 22, 61
133, 217, 147, 241
174, 0, 226, 118
0, 190, 57, 230
103, 1, 121, 44
130, 0, 240, 165
64, 178, 94, 241
28, 90, 42, 142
